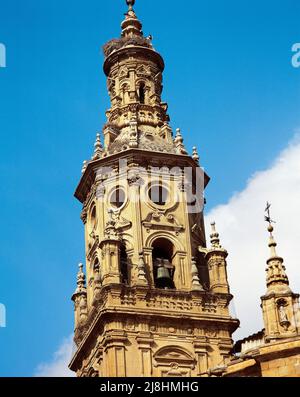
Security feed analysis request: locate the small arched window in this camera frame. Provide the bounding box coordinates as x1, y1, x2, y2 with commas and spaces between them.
138, 83, 145, 104
90, 205, 97, 230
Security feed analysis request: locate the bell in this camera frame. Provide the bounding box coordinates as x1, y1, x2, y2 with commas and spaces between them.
156, 265, 173, 289
157, 266, 170, 280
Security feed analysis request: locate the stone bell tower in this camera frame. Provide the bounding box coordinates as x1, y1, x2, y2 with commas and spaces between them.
69, 0, 239, 377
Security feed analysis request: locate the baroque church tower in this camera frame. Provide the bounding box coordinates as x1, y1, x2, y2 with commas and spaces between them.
69, 0, 239, 377
222, 213, 300, 377
261, 219, 300, 342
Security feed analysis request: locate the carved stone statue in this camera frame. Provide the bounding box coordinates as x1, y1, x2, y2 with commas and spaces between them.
279, 304, 289, 324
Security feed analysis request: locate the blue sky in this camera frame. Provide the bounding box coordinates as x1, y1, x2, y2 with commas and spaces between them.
0, 0, 299, 376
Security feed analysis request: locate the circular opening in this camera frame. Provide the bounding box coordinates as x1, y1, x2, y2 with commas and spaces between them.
148, 184, 169, 206
110, 187, 126, 208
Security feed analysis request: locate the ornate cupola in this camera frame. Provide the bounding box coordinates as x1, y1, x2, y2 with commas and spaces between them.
69, 0, 239, 377
101, 0, 175, 155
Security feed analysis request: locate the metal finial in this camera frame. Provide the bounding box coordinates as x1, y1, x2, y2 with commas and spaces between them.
264, 202, 276, 227
126, 0, 135, 10
264, 202, 279, 258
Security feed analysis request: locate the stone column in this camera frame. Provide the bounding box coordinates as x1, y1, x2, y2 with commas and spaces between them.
96, 176, 106, 241
103, 332, 128, 377
127, 169, 143, 285
194, 341, 209, 376
136, 333, 154, 377
100, 237, 121, 286
206, 250, 230, 294
143, 247, 154, 287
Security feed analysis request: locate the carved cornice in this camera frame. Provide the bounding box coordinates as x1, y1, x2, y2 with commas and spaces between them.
74, 149, 210, 204
103, 36, 153, 58
103, 46, 164, 76
69, 283, 239, 371
143, 221, 184, 235
142, 211, 184, 235
107, 103, 168, 127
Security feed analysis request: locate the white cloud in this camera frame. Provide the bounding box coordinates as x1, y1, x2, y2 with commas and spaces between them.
34, 335, 76, 377
206, 134, 300, 340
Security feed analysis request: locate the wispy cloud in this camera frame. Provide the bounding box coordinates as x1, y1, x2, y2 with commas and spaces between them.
34, 335, 75, 377
206, 133, 300, 339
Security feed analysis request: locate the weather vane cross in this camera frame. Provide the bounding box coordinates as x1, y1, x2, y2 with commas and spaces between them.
264, 202, 276, 225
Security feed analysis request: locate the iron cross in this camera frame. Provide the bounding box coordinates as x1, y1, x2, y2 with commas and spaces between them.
265, 202, 276, 224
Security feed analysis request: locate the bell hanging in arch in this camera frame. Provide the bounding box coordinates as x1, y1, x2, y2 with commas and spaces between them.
156, 264, 174, 289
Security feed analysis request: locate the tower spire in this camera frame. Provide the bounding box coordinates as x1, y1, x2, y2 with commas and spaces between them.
261, 203, 300, 341
122, 0, 142, 38
92, 133, 103, 160
264, 202, 289, 289
75, 263, 87, 294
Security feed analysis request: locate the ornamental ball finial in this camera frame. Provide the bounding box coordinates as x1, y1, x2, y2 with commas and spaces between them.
126, 0, 136, 10
268, 224, 274, 233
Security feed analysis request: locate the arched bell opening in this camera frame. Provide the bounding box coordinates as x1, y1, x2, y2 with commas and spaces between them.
195, 251, 209, 290
120, 242, 129, 285
138, 82, 146, 104
152, 238, 175, 289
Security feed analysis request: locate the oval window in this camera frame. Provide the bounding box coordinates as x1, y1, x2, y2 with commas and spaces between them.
148, 184, 169, 206
110, 187, 126, 208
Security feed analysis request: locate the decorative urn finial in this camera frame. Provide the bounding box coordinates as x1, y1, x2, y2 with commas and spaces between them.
192, 146, 200, 164
210, 222, 221, 248
92, 133, 103, 160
